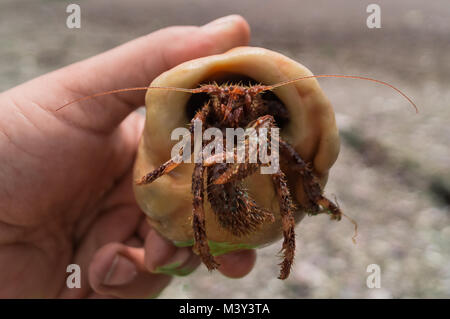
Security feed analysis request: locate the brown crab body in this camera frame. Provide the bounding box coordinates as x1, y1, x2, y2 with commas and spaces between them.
133, 47, 340, 253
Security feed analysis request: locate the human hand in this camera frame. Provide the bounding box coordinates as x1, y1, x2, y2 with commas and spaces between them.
0, 15, 254, 298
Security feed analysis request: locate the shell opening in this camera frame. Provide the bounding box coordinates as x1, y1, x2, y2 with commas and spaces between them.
185, 72, 289, 129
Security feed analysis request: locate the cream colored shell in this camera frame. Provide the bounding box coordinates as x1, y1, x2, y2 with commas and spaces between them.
133, 47, 340, 247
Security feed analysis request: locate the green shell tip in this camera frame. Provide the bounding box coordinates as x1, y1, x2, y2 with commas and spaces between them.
173, 239, 258, 256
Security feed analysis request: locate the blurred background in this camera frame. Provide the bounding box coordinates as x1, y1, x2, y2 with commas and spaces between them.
1, 0, 448, 298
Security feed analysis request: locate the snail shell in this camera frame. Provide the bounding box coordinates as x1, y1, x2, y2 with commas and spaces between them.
133, 46, 339, 250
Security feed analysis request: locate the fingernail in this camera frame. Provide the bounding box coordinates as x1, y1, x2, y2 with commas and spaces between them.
202, 15, 240, 31
102, 255, 137, 286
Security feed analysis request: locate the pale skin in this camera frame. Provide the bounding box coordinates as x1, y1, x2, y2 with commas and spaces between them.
0, 15, 256, 298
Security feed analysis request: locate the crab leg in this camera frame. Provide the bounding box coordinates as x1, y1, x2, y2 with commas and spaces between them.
279, 139, 342, 220
191, 163, 219, 270
207, 164, 275, 237
272, 169, 297, 279
210, 114, 277, 185
135, 155, 183, 185
136, 102, 211, 186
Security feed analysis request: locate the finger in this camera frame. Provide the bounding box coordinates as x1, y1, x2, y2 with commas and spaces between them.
103, 110, 145, 188
11, 15, 250, 132
58, 169, 143, 299
87, 236, 143, 299
137, 217, 152, 240
88, 243, 171, 299
144, 227, 255, 278
216, 249, 257, 278
144, 229, 199, 276
178, 253, 201, 276
124, 236, 143, 248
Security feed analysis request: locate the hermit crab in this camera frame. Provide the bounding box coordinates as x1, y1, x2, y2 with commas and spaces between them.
60, 46, 416, 280
133, 47, 342, 280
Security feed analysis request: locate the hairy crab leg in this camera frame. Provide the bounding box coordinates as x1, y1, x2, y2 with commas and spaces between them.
279, 139, 342, 220
192, 163, 219, 270
211, 115, 277, 185
203, 151, 236, 166
136, 155, 183, 185
206, 164, 275, 237
136, 102, 211, 186
271, 169, 297, 280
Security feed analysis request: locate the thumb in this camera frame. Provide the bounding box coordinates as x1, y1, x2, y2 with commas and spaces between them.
8, 15, 250, 132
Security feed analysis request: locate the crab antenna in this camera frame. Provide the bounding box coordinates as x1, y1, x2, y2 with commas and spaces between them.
342, 212, 358, 245
264, 74, 418, 113
55, 86, 196, 111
